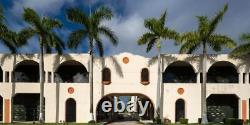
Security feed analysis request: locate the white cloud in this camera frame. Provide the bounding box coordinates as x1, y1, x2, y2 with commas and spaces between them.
10, 0, 75, 16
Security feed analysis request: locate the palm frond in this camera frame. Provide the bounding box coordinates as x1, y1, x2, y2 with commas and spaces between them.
162, 28, 179, 40
0, 4, 4, 22
42, 17, 62, 30
48, 32, 65, 54
179, 32, 200, 54
197, 16, 209, 39
95, 36, 104, 57
92, 6, 112, 24
98, 26, 118, 46
146, 38, 158, 52
159, 11, 167, 28
208, 34, 236, 51
137, 32, 157, 45
23, 8, 41, 27
230, 43, 250, 57
144, 18, 159, 34
240, 33, 250, 42
17, 27, 35, 46
209, 4, 228, 35
68, 29, 87, 49
67, 8, 89, 25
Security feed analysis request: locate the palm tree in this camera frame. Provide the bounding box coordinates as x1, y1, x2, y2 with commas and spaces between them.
67, 6, 118, 120
22, 8, 65, 123
178, 4, 236, 124
230, 33, 250, 57
137, 11, 179, 120
0, 4, 32, 123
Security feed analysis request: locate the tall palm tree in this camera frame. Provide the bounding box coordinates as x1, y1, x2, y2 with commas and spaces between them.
5, 30, 32, 123
0, 4, 31, 123
178, 4, 236, 124
230, 33, 250, 57
137, 11, 179, 120
22, 8, 65, 123
67, 6, 118, 120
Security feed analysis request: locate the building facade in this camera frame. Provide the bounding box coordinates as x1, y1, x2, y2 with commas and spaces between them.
0, 52, 249, 123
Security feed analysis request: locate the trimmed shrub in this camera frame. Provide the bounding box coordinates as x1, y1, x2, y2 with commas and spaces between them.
163, 118, 171, 125
198, 118, 202, 124
224, 118, 243, 125
88, 120, 96, 124
179, 118, 188, 124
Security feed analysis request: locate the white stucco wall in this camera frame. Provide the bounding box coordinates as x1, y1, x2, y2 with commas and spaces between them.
0, 53, 249, 123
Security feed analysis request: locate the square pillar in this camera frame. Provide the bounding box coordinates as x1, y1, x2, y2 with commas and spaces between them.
4, 99, 10, 123
239, 73, 243, 84
52, 72, 54, 83
241, 100, 247, 121
196, 73, 200, 83
245, 73, 249, 84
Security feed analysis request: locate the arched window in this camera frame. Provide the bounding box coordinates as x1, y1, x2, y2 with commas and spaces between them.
55, 60, 88, 83
207, 61, 238, 83
175, 99, 185, 122
13, 60, 39, 82
163, 61, 196, 83
102, 68, 111, 85
141, 68, 149, 85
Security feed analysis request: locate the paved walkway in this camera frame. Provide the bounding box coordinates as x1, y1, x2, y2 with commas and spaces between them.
107, 121, 143, 125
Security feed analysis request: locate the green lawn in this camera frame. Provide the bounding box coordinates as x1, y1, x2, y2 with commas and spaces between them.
3, 123, 99, 125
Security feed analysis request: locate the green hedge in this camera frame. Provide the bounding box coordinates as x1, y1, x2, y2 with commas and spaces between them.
223, 118, 243, 125
179, 118, 188, 124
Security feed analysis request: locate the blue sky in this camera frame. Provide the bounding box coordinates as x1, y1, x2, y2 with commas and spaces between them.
0, 0, 250, 57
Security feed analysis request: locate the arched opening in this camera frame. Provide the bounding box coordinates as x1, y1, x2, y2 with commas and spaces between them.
96, 94, 154, 122
13, 60, 39, 82
163, 61, 196, 83
13, 93, 43, 121
175, 99, 185, 122
207, 61, 238, 83
0, 96, 2, 121
141, 68, 149, 85
207, 94, 239, 123
65, 98, 76, 122
102, 68, 111, 85
55, 60, 88, 83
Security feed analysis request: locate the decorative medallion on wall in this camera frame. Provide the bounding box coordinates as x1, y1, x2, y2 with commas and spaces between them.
123, 57, 129, 64
177, 88, 184, 95
68, 87, 74, 94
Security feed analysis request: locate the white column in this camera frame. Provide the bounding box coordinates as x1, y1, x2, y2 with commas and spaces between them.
52, 72, 54, 83
239, 73, 243, 84
196, 73, 200, 83
3, 71, 6, 83
245, 73, 249, 84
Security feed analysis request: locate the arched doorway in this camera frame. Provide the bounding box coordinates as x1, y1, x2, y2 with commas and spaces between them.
65, 98, 76, 122
0, 96, 2, 121
13, 93, 41, 121
207, 61, 238, 83
55, 60, 88, 83
175, 99, 185, 122
13, 60, 39, 82
207, 94, 239, 122
96, 94, 154, 122
163, 61, 196, 83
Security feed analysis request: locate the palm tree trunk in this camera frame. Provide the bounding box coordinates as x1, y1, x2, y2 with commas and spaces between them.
39, 37, 45, 123
156, 50, 161, 119
89, 48, 94, 120
201, 42, 208, 124
11, 54, 16, 123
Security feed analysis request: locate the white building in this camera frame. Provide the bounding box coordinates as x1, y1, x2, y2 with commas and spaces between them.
0, 52, 249, 123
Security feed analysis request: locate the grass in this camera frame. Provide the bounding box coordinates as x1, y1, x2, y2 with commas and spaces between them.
1, 123, 99, 125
